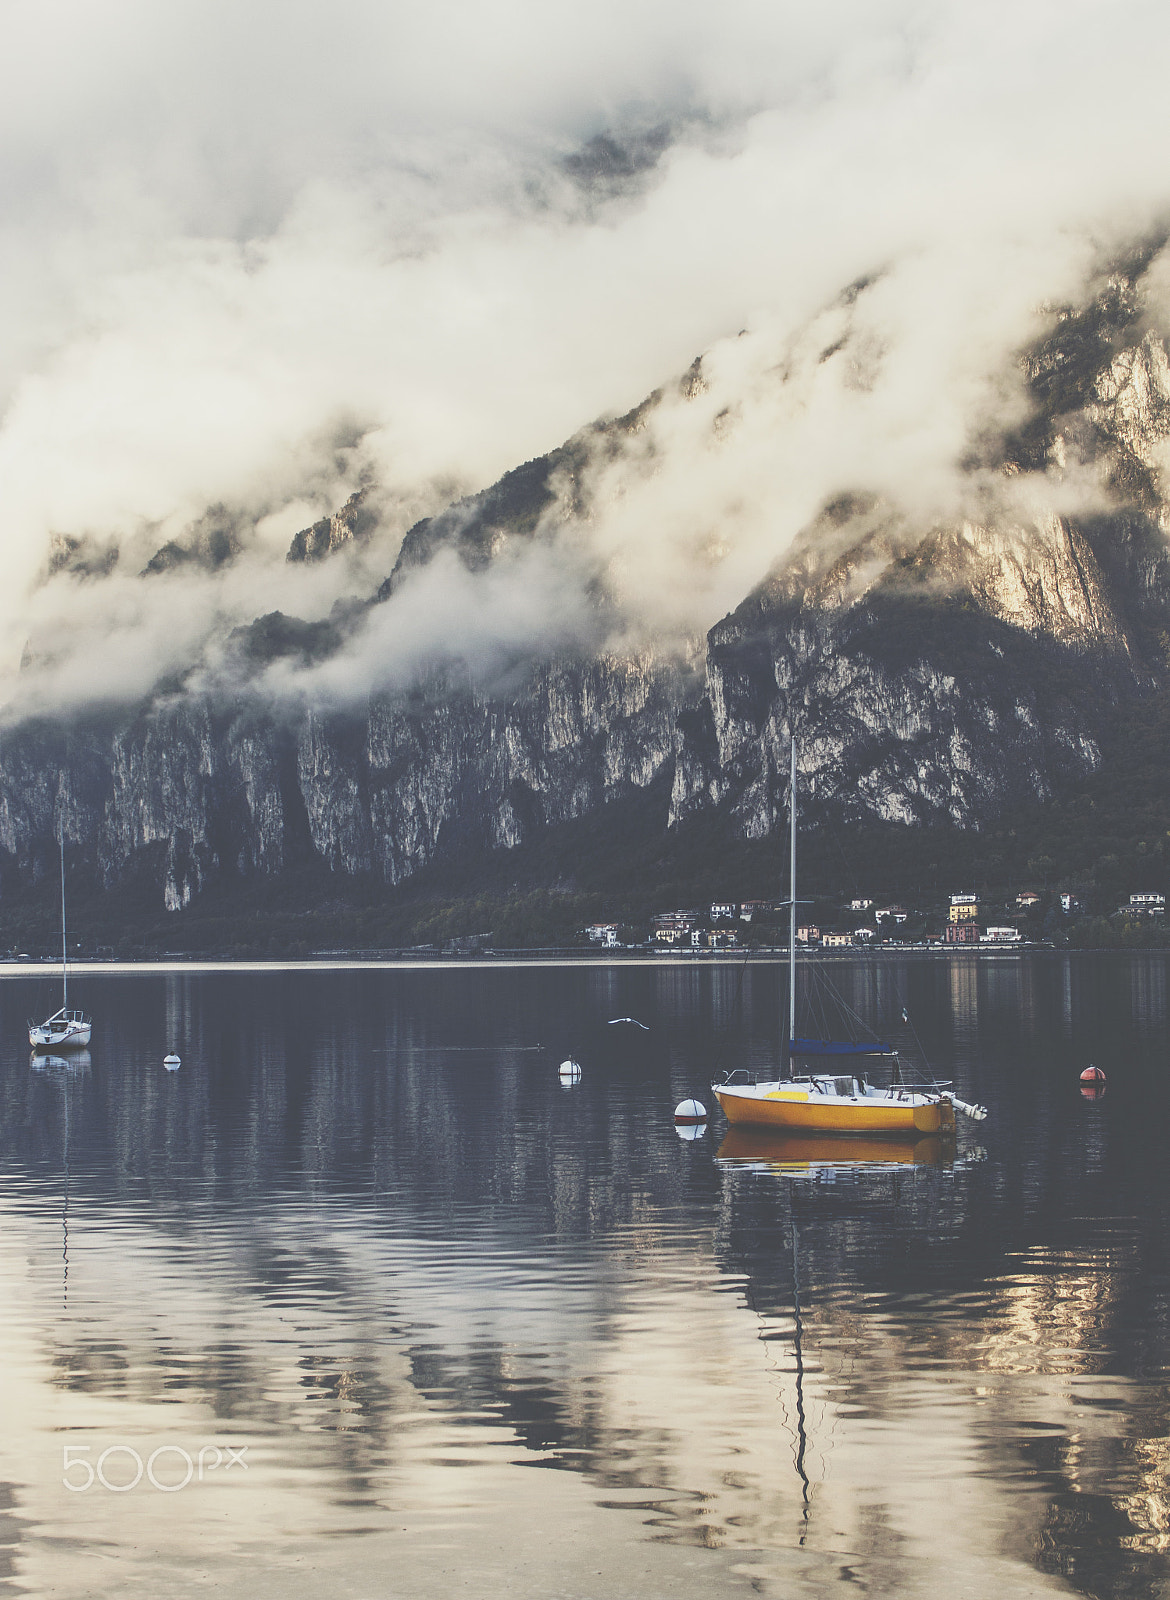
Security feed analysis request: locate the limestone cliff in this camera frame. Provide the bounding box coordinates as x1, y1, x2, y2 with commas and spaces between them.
0, 651, 689, 909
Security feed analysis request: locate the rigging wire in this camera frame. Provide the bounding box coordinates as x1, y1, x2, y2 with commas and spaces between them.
710, 944, 755, 1082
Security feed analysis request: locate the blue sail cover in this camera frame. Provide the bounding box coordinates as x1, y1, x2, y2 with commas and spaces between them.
790, 1038, 895, 1056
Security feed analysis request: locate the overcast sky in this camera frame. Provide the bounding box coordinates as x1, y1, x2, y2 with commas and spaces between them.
3, 0, 1170, 714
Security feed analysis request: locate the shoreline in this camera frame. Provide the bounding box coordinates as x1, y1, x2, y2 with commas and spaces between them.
0, 943, 1163, 976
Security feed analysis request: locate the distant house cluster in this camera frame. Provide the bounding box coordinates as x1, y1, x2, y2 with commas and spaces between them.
585, 899, 781, 949
645, 902, 780, 948
1120, 892, 1165, 918
943, 893, 1021, 944
651, 911, 741, 948
580, 883, 1168, 950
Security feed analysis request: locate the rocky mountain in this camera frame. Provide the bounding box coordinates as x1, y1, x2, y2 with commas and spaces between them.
286, 489, 378, 564
4, 255, 1170, 917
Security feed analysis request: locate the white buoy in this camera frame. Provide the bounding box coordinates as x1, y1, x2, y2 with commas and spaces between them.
163, 1054, 181, 1071
674, 1098, 707, 1124
558, 1058, 582, 1084
675, 1120, 707, 1141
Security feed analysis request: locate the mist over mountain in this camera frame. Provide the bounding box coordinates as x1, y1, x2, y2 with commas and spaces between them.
5, 1, 1170, 923
5, 246, 1170, 925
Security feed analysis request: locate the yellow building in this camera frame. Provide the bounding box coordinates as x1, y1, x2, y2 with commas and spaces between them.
948, 894, 979, 923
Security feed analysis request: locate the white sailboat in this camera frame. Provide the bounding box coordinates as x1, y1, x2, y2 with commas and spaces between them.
28, 833, 91, 1052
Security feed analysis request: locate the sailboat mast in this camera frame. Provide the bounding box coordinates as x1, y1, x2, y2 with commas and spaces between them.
788, 737, 796, 1075
59, 829, 67, 1013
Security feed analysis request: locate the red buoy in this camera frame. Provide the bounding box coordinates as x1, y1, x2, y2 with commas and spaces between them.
1080, 1065, 1106, 1084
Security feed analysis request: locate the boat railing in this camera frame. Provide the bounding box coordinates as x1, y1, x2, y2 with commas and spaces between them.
876, 1077, 953, 1099
30, 1009, 90, 1030
716, 1065, 953, 1096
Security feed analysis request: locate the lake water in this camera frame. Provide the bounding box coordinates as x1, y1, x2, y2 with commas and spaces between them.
1, 953, 1168, 1599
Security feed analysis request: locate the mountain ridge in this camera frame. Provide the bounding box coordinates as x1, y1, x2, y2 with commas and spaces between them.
5, 255, 1170, 922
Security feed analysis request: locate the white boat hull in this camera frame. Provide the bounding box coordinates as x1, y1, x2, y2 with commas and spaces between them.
29, 1015, 91, 1052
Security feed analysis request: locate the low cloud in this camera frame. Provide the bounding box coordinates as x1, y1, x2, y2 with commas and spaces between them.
4, 0, 1170, 717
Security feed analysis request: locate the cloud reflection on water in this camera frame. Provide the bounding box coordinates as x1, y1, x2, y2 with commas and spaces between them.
0, 954, 1167, 1598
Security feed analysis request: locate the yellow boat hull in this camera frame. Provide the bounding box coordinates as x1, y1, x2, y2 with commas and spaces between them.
712, 1084, 955, 1136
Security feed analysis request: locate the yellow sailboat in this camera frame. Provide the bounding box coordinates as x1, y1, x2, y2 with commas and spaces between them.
714, 1075, 958, 1136
711, 740, 985, 1138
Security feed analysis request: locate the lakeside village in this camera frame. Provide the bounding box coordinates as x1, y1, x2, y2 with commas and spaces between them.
583, 889, 1168, 951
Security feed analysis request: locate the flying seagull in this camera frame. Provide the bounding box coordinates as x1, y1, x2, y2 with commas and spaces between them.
607, 1017, 649, 1030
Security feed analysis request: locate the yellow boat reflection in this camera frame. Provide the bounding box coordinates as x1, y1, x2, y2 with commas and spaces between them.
716, 1126, 953, 1170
